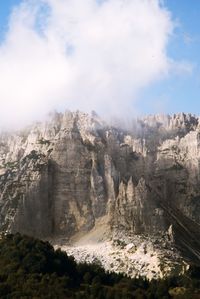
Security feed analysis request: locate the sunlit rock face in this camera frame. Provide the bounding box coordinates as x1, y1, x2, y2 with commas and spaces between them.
0, 111, 200, 265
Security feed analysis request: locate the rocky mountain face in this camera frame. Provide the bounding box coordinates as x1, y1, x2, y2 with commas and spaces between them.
0, 111, 200, 278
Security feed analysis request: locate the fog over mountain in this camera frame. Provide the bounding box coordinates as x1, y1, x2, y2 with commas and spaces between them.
0, 0, 199, 284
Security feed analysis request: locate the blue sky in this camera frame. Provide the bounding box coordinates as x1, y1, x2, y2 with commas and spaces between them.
0, 0, 20, 39
0, 0, 200, 126
137, 0, 200, 115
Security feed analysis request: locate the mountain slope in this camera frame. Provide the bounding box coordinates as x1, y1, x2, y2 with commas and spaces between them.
0, 111, 200, 277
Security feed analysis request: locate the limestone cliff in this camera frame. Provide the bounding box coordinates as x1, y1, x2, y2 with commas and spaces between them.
0, 111, 200, 277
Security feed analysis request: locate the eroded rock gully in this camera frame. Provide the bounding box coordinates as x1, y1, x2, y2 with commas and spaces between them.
0, 111, 200, 277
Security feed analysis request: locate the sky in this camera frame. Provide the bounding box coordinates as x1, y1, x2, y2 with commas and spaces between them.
138, 0, 200, 115
0, 0, 199, 129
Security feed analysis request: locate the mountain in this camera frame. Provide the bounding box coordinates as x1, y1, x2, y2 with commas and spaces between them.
0, 111, 200, 279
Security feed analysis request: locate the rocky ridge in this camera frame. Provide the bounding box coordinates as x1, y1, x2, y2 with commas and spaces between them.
0, 111, 200, 278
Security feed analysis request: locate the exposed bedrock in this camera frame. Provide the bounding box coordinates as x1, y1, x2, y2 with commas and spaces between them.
0, 111, 200, 263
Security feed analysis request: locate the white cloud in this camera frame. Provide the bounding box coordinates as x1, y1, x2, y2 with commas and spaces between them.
0, 0, 175, 129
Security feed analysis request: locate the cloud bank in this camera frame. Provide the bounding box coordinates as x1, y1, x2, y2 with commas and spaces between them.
0, 0, 175, 129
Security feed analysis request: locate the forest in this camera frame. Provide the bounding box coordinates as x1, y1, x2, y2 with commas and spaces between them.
0, 233, 199, 298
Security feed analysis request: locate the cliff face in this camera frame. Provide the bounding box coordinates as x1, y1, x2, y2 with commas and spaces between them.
0, 111, 200, 268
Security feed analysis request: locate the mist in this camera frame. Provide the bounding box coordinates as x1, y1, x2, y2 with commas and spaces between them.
0, 0, 178, 129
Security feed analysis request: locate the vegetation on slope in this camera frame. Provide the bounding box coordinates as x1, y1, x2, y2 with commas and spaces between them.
0, 233, 199, 298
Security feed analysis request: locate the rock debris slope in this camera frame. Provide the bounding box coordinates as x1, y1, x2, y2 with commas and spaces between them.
0, 111, 200, 277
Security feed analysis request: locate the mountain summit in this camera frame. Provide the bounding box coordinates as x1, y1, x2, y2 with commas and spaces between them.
0, 111, 200, 278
